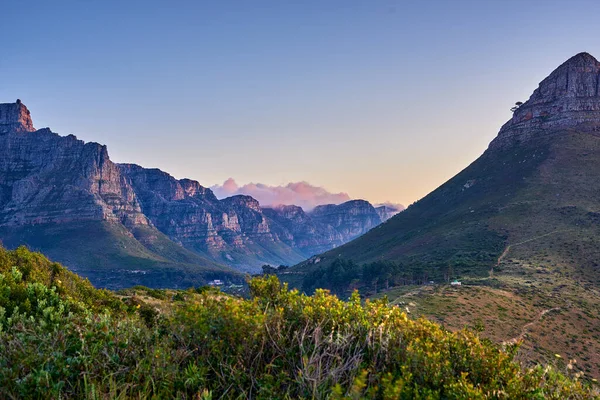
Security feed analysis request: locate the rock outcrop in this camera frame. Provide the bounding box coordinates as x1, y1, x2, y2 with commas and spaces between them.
0, 100, 35, 133
0, 104, 148, 227
119, 163, 394, 269
491, 52, 600, 149
375, 205, 402, 222
310, 200, 383, 239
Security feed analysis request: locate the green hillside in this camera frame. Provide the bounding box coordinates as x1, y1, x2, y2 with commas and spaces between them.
0, 246, 596, 398
283, 130, 600, 379
0, 221, 242, 289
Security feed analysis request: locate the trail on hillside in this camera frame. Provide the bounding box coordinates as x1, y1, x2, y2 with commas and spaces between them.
504, 307, 561, 345
495, 229, 571, 268
496, 245, 512, 266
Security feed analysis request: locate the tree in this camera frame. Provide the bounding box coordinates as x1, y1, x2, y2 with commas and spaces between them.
261, 265, 278, 275
510, 101, 523, 113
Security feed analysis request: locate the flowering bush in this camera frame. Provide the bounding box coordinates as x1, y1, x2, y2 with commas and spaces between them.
0, 247, 596, 399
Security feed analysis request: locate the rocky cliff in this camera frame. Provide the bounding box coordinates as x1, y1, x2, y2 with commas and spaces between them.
310, 200, 384, 241
263, 200, 392, 258
119, 163, 396, 269
491, 52, 600, 149
0, 102, 148, 227
375, 205, 402, 222
0, 101, 239, 288
0, 100, 35, 133
0, 100, 398, 277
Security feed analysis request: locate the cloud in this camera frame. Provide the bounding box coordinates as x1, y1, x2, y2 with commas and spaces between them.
211, 178, 351, 210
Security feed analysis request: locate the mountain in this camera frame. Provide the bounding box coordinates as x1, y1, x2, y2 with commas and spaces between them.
263, 200, 391, 257
116, 164, 392, 271
0, 101, 395, 285
286, 52, 600, 377
374, 203, 403, 221
0, 100, 240, 289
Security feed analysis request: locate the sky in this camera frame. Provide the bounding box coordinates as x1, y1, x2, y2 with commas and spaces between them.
3, 0, 600, 207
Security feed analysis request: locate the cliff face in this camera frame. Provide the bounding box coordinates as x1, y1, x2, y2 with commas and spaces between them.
0, 100, 397, 274
310, 200, 383, 240
491, 52, 600, 149
263, 205, 342, 256
119, 164, 394, 269
0, 100, 35, 133
0, 102, 148, 227
375, 205, 402, 222
119, 164, 296, 269
263, 200, 389, 259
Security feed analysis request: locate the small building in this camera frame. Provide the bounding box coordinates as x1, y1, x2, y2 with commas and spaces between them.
208, 279, 223, 286
450, 280, 462, 286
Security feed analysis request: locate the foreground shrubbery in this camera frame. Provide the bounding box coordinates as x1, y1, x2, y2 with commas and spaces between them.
0, 246, 597, 399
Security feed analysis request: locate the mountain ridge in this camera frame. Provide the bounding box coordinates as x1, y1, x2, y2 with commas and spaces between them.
0, 101, 398, 285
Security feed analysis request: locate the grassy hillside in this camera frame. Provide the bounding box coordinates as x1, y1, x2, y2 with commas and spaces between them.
292, 131, 600, 282
0, 246, 596, 398
0, 221, 242, 289
284, 130, 600, 379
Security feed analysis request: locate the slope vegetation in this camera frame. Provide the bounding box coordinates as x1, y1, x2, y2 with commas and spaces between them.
286, 53, 600, 379
0, 246, 596, 398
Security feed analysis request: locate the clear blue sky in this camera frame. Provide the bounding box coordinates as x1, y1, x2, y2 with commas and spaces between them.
3, 0, 600, 205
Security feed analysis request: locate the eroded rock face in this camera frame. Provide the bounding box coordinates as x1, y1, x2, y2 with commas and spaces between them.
0, 104, 148, 227
491, 52, 600, 149
264, 200, 390, 259
310, 200, 383, 240
0, 100, 394, 271
119, 165, 284, 261
263, 205, 342, 255
118, 163, 391, 268
375, 205, 402, 222
0, 100, 35, 133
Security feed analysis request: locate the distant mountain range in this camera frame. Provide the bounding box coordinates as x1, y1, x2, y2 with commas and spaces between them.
0, 100, 401, 288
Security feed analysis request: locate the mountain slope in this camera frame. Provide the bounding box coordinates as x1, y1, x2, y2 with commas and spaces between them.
292, 52, 600, 282
0, 102, 241, 288
286, 52, 600, 378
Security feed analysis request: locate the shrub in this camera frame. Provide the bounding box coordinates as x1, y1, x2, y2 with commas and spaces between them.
0, 248, 596, 399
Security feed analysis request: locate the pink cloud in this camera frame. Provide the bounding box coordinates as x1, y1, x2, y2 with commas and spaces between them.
211, 179, 351, 210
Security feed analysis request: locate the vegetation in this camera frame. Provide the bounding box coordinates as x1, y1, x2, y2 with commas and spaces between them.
284, 133, 600, 378
0, 221, 242, 289
0, 246, 597, 399
302, 259, 445, 296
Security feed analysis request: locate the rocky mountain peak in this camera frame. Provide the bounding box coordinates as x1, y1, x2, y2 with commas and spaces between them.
491, 52, 600, 149
0, 100, 35, 133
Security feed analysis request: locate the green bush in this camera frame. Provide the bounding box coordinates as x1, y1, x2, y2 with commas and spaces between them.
0, 247, 596, 399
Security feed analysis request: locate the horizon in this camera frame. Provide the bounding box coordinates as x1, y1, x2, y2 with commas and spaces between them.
4, 1, 600, 206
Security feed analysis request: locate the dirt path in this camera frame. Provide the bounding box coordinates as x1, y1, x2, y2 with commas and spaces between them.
496, 245, 512, 266
493, 229, 571, 273
504, 307, 561, 345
